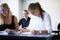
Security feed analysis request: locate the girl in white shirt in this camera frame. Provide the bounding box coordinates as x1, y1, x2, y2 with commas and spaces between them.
20, 2, 52, 34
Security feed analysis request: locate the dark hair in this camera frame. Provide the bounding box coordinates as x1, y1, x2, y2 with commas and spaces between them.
28, 2, 45, 20
24, 10, 28, 14
28, 3, 35, 10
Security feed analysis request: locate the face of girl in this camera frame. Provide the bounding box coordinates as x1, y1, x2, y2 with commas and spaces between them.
28, 10, 35, 15
34, 9, 40, 17
2, 7, 8, 16
23, 11, 29, 18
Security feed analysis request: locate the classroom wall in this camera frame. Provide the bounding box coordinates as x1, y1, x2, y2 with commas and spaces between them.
21, 0, 60, 30
19, 0, 23, 20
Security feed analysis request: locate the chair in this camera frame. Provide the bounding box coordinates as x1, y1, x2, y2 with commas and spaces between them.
52, 23, 60, 40
58, 23, 60, 30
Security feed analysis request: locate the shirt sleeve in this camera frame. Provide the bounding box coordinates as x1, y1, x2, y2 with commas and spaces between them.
44, 13, 52, 33
19, 19, 22, 26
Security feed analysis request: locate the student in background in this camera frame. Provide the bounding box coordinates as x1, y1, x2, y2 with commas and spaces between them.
19, 10, 30, 28
0, 3, 18, 31
20, 2, 52, 34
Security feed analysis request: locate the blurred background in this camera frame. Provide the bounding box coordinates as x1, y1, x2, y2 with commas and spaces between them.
0, 0, 60, 31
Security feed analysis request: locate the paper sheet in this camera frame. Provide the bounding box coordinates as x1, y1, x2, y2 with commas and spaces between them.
0, 31, 8, 35
21, 32, 33, 35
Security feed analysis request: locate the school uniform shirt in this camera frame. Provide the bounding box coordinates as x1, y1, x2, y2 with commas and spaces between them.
27, 12, 52, 33
19, 17, 30, 28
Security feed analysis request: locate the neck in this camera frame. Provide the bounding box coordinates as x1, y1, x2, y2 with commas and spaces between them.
4, 15, 9, 18
37, 13, 41, 17
25, 17, 28, 21
36, 15, 40, 17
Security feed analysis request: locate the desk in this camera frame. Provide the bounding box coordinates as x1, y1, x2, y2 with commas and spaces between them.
0, 33, 53, 40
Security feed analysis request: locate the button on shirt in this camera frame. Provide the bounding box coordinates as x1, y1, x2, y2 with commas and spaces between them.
27, 12, 52, 33
19, 17, 30, 28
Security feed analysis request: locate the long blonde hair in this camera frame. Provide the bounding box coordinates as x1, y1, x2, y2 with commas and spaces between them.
1, 3, 12, 24
0, 15, 4, 25
1, 3, 12, 16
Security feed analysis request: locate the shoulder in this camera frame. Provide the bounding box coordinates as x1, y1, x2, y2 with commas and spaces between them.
19, 18, 25, 21
43, 12, 50, 18
43, 12, 51, 21
21, 18, 25, 20
28, 17, 31, 19
12, 15, 18, 21
12, 15, 17, 19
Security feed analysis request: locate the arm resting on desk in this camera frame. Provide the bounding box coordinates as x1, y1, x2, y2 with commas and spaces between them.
41, 30, 48, 34
31, 30, 48, 34
19, 29, 30, 33
19, 29, 48, 34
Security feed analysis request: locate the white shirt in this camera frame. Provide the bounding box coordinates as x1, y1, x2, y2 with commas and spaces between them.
27, 12, 52, 33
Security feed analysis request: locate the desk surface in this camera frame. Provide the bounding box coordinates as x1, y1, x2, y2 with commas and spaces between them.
0, 31, 54, 40
0, 31, 54, 38
0, 34, 53, 38
18, 34, 53, 38
0, 35, 53, 40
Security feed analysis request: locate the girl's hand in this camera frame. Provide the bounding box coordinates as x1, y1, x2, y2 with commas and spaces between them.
41, 30, 48, 34
19, 29, 30, 33
4, 28, 10, 32
31, 30, 39, 34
